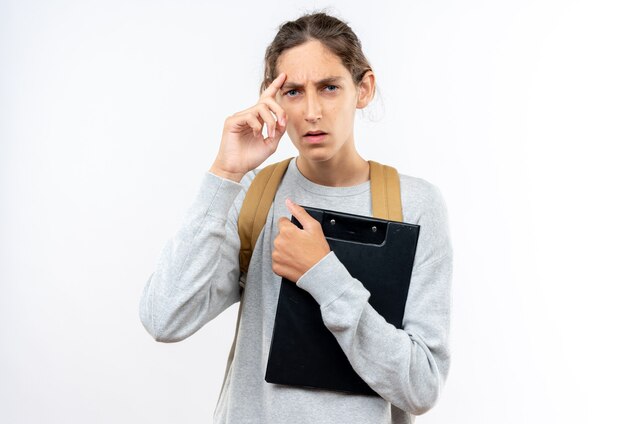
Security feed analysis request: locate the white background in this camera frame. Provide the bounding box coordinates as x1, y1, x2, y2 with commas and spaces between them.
1, 0, 625, 423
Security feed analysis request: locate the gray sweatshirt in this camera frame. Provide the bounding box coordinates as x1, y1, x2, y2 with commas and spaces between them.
139, 157, 454, 423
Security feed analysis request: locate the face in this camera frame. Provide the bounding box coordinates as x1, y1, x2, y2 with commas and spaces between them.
275, 40, 374, 163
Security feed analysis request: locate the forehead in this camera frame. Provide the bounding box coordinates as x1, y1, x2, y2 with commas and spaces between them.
276, 40, 351, 83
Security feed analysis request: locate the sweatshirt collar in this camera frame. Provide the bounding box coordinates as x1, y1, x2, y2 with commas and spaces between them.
287, 157, 371, 197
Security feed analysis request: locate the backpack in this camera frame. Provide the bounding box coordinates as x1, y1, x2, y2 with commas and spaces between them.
219, 156, 403, 392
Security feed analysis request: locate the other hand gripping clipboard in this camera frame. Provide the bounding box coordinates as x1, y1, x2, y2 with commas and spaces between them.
265, 205, 420, 396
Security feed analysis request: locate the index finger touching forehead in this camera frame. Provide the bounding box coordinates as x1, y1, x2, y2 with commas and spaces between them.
264, 72, 287, 97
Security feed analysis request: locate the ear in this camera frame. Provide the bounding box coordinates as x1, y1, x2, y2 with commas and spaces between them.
356, 70, 376, 109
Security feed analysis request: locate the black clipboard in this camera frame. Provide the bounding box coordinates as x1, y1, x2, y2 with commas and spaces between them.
265, 205, 420, 396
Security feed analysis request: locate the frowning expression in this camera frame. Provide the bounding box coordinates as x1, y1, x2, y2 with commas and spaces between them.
276, 40, 370, 162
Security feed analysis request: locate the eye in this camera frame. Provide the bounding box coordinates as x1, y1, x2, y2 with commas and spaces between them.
284, 89, 299, 97
324, 85, 339, 92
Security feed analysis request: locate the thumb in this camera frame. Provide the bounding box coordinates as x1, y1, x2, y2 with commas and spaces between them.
285, 198, 318, 232
272, 115, 288, 141
276, 113, 288, 134
266, 115, 288, 151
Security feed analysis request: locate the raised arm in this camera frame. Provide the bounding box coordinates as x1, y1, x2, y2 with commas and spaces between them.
139, 72, 290, 342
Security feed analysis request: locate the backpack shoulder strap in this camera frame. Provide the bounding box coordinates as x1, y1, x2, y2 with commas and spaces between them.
237, 157, 293, 281
368, 160, 403, 222
222, 156, 292, 397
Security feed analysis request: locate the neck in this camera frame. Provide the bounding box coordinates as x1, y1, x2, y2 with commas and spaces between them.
295, 144, 370, 187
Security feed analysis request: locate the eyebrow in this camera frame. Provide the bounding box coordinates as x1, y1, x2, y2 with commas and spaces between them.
281, 76, 345, 91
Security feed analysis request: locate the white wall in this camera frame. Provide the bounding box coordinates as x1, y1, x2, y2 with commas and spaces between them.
1, 0, 624, 422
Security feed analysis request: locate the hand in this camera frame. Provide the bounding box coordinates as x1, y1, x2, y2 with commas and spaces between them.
272, 198, 331, 283
210, 72, 289, 181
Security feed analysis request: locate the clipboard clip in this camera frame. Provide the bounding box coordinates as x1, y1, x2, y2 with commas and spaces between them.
293, 207, 389, 246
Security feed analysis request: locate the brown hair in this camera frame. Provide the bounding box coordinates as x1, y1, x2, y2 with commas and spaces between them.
259, 11, 376, 99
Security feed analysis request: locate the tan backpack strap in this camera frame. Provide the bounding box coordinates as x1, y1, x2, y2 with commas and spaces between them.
224, 157, 292, 394
238, 157, 293, 277
369, 160, 403, 222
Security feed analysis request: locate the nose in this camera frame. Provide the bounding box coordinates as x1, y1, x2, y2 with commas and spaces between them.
304, 91, 322, 123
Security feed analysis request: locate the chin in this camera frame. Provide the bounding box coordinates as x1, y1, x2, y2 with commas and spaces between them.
297, 149, 340, 164
289, 135, 344, 163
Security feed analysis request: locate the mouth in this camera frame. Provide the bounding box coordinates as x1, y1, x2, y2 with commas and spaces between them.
304, 130, 328, 136
303, 131, 327, 143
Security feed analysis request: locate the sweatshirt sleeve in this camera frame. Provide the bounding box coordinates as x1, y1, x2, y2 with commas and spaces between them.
295, 183, 454, 416
138, 171, 247, 343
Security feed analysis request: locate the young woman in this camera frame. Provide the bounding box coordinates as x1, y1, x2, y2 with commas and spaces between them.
140, 11, 453, 424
